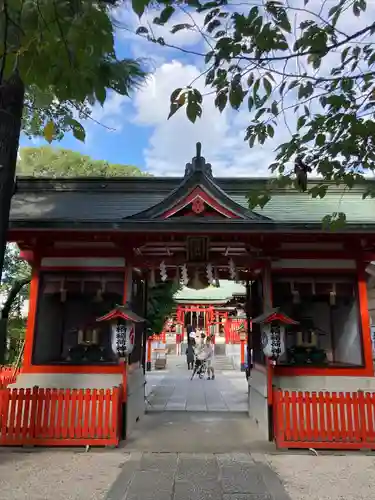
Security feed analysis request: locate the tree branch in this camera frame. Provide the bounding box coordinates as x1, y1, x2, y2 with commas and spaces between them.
1, 278, 30, 319
0, 0, 9, 84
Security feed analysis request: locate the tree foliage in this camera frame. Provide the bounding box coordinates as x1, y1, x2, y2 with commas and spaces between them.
147, 281, 180, 334
0, 244, 30, 365
134, 0, 375, 217
1, 0, 147, 143
17, 147, 150, 177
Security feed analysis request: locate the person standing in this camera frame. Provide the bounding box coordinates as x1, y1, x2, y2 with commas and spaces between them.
205, 337, 215, 380
186, 339, 195, 370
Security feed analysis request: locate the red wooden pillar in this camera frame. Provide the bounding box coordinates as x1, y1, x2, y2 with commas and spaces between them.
240, 338, 246, 371
120, 265, 132, 439
146, 336, 152, 371
357, 262, 374, 375
23, 256, 41, 372
225, 316, 231, 344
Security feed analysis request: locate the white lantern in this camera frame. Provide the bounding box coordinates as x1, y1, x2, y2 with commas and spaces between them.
110, 320, 136, 357
252, 308, 298, 362
261, 323, 286, 360
97, 304, 145, 359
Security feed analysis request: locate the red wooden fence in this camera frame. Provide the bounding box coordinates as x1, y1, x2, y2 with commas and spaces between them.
274, 389, 375, 450
0, 366, 19, 387
0, 386, 121, 447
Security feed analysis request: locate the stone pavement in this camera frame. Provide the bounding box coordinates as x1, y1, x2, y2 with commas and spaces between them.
0, 449, 126, 500
263, 453, 375, 500
106, 452, 292, 500
124, 411, 273, 453
145, 355, 248, 412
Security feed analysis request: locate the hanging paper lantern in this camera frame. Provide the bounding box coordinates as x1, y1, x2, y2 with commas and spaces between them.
229, 258, 236, 280
252, 309, 299, 362
160, 261, 167, 282
97, 305, 145, 358
206, 263, 214, 284
181, 264, 189, 285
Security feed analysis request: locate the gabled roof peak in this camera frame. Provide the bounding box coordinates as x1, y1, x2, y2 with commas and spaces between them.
184, 142, 213, 178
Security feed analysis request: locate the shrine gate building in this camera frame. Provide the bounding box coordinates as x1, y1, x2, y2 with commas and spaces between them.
6, 143, 375, 448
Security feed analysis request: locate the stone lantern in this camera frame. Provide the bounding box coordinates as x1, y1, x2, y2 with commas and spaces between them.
252, 308, 298, 363
96, 304, 146, 360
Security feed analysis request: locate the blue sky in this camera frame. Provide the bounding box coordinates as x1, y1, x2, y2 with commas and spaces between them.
19, 1, 375, 178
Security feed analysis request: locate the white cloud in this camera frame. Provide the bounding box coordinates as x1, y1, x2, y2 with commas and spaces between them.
133, 60, 291, 177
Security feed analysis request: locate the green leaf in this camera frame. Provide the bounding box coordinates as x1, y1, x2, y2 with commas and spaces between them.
247, 191, 271, 209
271, 101, 279, 115
310, 184, 328, 198
248, 6, 259, 22
297, 116, 306, 130
322, 212, 347, 231
248, 96, 254, 111
267, 124, 274, 138
95, 86, 106, 106
229, 85, 245, 110
186, 101, 200, 123
315, 134, 325, 146
70, 120, 86, 142
263, 78, 272, 96
278, 12, 291, 33
136, 26, 149, 35
171, 23, 193, 34
43, 121, 55, 143
186, 91, 202, 123
132, 0, 149, 17
215, 91, 227, 112
170, 88, 183, 103
33, 90, 54, 109
159, 6, 175, 24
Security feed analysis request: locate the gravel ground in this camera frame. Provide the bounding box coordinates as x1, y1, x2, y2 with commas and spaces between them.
258, 453, 375, 500
0, 450, 126, 500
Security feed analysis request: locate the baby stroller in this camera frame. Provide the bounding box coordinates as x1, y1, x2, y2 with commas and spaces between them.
190, 357, 207, 380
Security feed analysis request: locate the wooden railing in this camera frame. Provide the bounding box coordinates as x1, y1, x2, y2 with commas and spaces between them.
0, 386, 121, 447
0, 366, 19, 387
274, 389, 375, 450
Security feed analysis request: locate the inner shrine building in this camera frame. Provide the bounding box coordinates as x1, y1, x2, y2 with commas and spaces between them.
7, 143, 375, 440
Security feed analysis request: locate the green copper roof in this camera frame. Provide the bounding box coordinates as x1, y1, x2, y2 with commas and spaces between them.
174, 280, 246, 304
233, 186, 375, 223
9, 177, 375, 228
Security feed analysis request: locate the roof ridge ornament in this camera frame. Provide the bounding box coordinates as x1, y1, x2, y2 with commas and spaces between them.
184, 142, 213, 178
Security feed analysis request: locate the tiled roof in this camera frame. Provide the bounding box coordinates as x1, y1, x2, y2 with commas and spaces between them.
9, 176, 375, 226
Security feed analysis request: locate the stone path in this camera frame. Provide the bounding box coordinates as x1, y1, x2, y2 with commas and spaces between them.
146, 355, 248, 412
124, 411, 273, 454
106, 452, 291, 500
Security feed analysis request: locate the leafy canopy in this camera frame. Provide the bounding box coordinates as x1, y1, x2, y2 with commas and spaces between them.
17, 147, 151, 177
147, 281, 180, 334
133, 0, 375, 221
1, 0, 146, 143
0, 244, 30, 365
